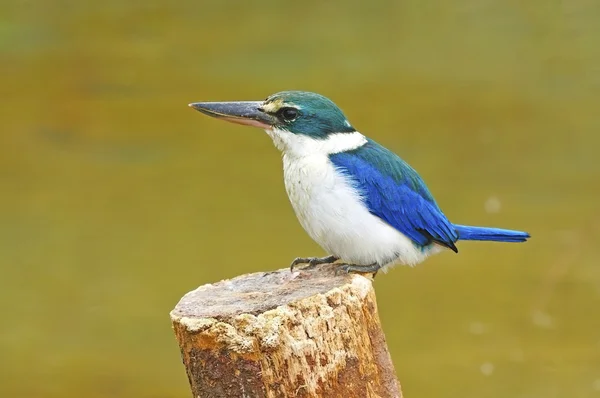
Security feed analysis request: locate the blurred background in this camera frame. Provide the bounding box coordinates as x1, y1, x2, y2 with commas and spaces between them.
1, 0, 599, 397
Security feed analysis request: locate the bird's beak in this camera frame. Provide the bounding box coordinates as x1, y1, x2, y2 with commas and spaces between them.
188, 101, 276, 129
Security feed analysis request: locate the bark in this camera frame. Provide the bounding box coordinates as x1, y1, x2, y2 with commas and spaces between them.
170, 263, 402, 398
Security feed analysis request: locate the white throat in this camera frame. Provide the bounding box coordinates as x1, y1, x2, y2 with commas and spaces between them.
264, 128, 367, 157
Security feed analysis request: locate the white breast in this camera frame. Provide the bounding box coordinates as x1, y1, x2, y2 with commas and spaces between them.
266, 128, 435, 270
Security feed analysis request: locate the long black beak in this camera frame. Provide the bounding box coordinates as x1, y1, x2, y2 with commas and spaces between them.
188, 101, 276, 129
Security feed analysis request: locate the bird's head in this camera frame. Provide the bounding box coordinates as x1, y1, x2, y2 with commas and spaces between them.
190, 91, 364, 155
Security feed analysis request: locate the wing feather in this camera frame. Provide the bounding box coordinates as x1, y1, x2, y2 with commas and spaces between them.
329, 139, 458, 251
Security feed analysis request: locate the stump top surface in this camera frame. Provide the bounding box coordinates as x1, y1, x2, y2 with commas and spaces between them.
171, 264, 368, 321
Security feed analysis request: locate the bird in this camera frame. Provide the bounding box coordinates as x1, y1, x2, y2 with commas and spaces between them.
189, 91, 529, 275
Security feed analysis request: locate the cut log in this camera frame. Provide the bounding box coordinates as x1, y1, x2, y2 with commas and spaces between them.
170, 263, 402, 398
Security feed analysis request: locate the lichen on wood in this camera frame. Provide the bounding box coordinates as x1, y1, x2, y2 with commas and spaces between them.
170, 263, 402, 398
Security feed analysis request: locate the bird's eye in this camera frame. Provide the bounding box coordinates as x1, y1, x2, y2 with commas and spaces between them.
278, 107, 298, 122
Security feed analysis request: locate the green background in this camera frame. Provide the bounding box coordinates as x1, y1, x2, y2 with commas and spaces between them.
1, 1, 599, 397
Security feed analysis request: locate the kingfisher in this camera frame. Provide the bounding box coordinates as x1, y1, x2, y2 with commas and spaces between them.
189, 91, 529, 275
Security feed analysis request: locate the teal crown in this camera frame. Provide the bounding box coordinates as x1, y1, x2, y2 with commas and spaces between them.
263, 91, 355, 138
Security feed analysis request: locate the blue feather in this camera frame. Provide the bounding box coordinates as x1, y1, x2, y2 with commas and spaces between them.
453, 225, 529, 242
329, 138, 529, 251
330, 138, 459, 251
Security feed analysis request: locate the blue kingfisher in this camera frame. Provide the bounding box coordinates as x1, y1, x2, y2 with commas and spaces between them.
189, 91, 529, 275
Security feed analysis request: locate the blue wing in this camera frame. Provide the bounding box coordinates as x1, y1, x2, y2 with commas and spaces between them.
329, 138, 459, 251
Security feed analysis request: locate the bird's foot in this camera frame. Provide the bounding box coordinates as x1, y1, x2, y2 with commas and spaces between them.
336, 263, 381, 278
290, 255, 339, 272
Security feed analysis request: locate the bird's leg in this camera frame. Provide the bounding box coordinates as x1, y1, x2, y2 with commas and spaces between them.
336, 263, 381, 278
290, 255, 339, 272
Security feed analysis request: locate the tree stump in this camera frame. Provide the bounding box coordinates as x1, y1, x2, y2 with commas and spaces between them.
170, 263, 402, 398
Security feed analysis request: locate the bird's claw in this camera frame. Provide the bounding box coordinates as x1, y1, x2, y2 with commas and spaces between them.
289, 255, 339, 272
335, 263, 381, 278
335, 264, 351, 276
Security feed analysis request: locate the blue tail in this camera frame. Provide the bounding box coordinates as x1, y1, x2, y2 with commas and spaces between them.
453, 224, 530, 243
